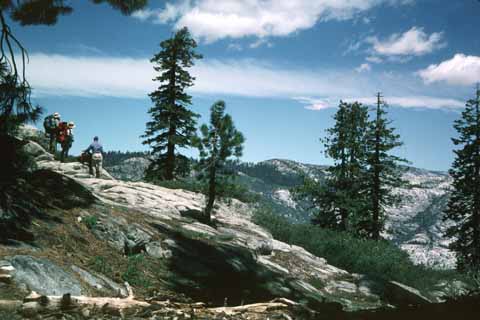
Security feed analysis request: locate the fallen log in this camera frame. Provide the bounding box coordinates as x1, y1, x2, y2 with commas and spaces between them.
20, 282, 151, 318
210, 298, 298, 315
0, 300, 23, 311
1, 287, 312, 319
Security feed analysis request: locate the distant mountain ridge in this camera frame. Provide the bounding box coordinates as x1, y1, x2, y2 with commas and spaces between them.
103, 155, 455, 269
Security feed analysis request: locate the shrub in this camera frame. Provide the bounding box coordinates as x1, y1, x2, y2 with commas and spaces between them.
253, 207, 460, 292
83, 215, 98, 230
89, 256, 112, 275
122, 254, 151, 288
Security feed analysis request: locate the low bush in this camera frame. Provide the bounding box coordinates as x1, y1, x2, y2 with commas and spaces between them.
89, 256, 113, 275
253, 207, 460, 292
122, 254, 152, 288
83, 215, 98, 230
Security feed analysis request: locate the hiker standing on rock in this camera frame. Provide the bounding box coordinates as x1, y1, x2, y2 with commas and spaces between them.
43, 112, 61, 153
84, 136, 104, 178
58, 121, 75, 163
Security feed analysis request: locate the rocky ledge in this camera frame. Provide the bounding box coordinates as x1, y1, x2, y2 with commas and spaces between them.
0, 129, 461, 319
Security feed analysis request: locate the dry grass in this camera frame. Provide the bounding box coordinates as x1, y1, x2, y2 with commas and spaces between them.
0, 202, 180, 301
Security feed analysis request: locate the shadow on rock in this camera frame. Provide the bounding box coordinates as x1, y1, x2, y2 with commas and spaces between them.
346, 294, 480, 320
0, 169, 96, 244
151, 223, 343, 315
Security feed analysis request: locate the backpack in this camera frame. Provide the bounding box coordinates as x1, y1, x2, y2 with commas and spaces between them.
63, 131, 74, 148
43, 115, 57, 133
57, 122, 68, 143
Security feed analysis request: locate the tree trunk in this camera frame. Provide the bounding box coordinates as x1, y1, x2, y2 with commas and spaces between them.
205, 166, 216, 223
165, 124, 176, 180
165, 46, 178, 181
473, 90, 480, 267
0, 283, 150, 318
205, 132, 218, 223
372, 93, 382, 240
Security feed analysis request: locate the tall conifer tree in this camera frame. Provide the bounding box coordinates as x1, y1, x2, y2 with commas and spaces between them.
297, 101, 368, 231
195, 101, 244, 223
363, 93, 407, 240
142, 27, 202, 180
444, 87, 480, 271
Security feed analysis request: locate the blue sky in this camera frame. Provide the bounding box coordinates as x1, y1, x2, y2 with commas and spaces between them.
10, 0, 480, 171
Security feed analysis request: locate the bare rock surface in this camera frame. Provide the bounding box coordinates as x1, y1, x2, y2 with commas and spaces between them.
1, 127, 445, 317
4, 256, 82, 296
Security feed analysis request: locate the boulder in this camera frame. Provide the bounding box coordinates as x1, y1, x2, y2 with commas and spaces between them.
22, 141, 53, 162
145, 241, 172, 259
385, 281, 432, 306
71, 265, 127, 297
6, 256, 82, 296
105, 157, 150, 181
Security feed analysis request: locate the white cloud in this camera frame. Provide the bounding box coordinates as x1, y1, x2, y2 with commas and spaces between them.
25, 53, 364, 99
249, 38, 273, 49
227, 43, 243, 51
25, 52, 463, 111
344, 96, 464, 109
132, 2, 189, 24
366, 56, 383, 63
27, 53, 153, 98
418, 54, 480, 86
295, 95, 463, 111
294, 97, 332, 110
133, 0, 413, 42
367, 27, 445, 57
355, 63, 371, 73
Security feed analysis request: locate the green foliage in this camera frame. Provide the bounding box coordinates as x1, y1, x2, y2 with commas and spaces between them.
89, 256, 113, 275
363, 94, 408, 239
122, 254, 151, 288
296, 101, 369, 232
253, 207, 459, 291
142, 27, 202, 181
0, 0, 148, 242
236, 162, 304, 187
194, 100, 245, 221
83, 215, 98, 230
4, 0, 147, 26
444, 88, 480, 271
295, 97, 407, 239
0, 61, 42, 183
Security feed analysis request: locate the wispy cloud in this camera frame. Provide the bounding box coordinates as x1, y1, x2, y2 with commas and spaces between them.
418, 54, 480, 86
132, 0, 413, 43
355, 63, 371, 73
25, 53, 366, 99
249, 38, 273, 49
344, 96, 464, 110
227, 43, 243, 51
366, 27, 445, 57
295, 95, 464, 111
25, 52, 463, 111
366, 56, 383, 64
293, 97, 332, 110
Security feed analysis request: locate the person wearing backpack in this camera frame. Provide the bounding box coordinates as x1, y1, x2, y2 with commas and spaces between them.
59, 122, 75, 162
83, 136, 104, 178
43, 112, 61, 153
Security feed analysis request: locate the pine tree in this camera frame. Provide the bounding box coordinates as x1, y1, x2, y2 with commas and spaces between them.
142, 27, 202, 181
444, 87, 480, 271
297, 101, 369, 231
363, 93, 407, 240
195, 100, 244, 223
